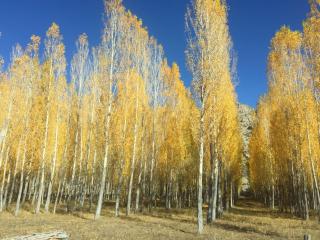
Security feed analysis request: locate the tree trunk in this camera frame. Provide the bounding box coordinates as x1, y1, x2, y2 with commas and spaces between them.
35, 108, 50, 214
212, 158, 220, 221
9, 139, 21, 207
168, 169, 173, 209
3, 168, 11, 209
197, 101, 205, 234
149, 126, 156, 211
45, 111, 60, 212
0, 147, 9, 212
53, 178, 62, 214
230, 182, 234, 208
0, 97, 13, 171
126, 87, 139, 216
95, 96, 113, 219
22, 169, 30, 205
15, 140, 27, 216
89, 149, 97, 211
207, 143, 215, 223
135, 149, 144, 212
115, 102, 128, 217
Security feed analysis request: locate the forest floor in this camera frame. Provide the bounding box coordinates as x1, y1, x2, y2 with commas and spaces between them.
0, 199, 319, 240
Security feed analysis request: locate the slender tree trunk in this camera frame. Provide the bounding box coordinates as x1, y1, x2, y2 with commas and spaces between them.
31, 170, 39, 205
168, 169, 173, 209
35, 107, 50, 214
15, 140, 28, 216
217, 165, 223, 218
115, 104, 128, 217
135, 127, 145, 212
212, 158, 219, 221
89, 149, 97, 211
207, 143, 215, 223
224, 173, 230, 212
0, 97, 13, 170
126, 87, 139, 216
141, 155, 147, 212
0, 147, 9, 212
53, 179, 62, 214
94, 22, 117, 218
230, 182, 234, 208
81, 99, 95, 210
9, 139, 21, 207
27, 176, 36, 202
135, 165, 143, 212
149, 124, 156, 211
22, 167, 31, 205
95, 95, 113, 219
45, 111, 60, 212
197, 100, 205, 234
70, 125, 79, 202
15, 85, 32, 216
303, 173, 309, 220
3, 169, 11, 210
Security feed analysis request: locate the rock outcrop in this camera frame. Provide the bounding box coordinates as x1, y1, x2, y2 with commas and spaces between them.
238, 104, 255, 192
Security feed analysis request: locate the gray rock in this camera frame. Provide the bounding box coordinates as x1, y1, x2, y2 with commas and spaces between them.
238, 104, 255, 192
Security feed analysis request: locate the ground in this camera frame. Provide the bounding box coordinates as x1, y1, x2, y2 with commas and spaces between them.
0, 199, 319, 240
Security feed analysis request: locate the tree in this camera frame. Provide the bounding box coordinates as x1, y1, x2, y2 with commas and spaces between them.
95, 0, 125, 219
35, 23, 66, 214
186, 0, 239, 233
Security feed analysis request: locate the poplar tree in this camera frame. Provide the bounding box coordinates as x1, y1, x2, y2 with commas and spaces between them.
186, 0, 239, 233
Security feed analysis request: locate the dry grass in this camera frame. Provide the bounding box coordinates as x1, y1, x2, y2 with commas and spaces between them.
0, 200, 319, 240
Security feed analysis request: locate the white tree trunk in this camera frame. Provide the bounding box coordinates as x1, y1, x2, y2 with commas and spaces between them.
45, 111, 60, 212
0, 148, 9, 212
135, 129, 145, 212
35, 108, 50, 214
15, 139, 28, 216
197, 102, 205, 234
126, 86, 139, 216
95, 97, 113, 219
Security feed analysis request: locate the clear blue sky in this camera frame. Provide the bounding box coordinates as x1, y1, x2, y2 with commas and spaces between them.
0, 0, 310, 107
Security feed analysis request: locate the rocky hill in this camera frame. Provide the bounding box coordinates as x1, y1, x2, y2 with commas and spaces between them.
238, 104, 255, 192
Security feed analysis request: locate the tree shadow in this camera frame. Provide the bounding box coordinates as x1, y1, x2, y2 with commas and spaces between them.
212, 222, 281, 238
119, 214, 197, 235
229, 199, 296, 220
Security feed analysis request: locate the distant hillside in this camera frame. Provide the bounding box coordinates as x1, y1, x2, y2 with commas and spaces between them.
238, 104, 255, 192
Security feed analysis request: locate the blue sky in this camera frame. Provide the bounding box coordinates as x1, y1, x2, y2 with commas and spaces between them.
0, 0, 311, 107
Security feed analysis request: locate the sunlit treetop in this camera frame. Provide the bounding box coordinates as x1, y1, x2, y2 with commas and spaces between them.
270, 27, 302, 51
46, 22, 61, 39
309, 0, 320, 17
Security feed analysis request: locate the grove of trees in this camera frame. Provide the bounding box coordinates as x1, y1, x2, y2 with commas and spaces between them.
0, 0, 242, 234
250, 0, 320, 221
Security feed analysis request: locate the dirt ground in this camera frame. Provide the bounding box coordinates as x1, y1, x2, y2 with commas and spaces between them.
0, 200, 319, 240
